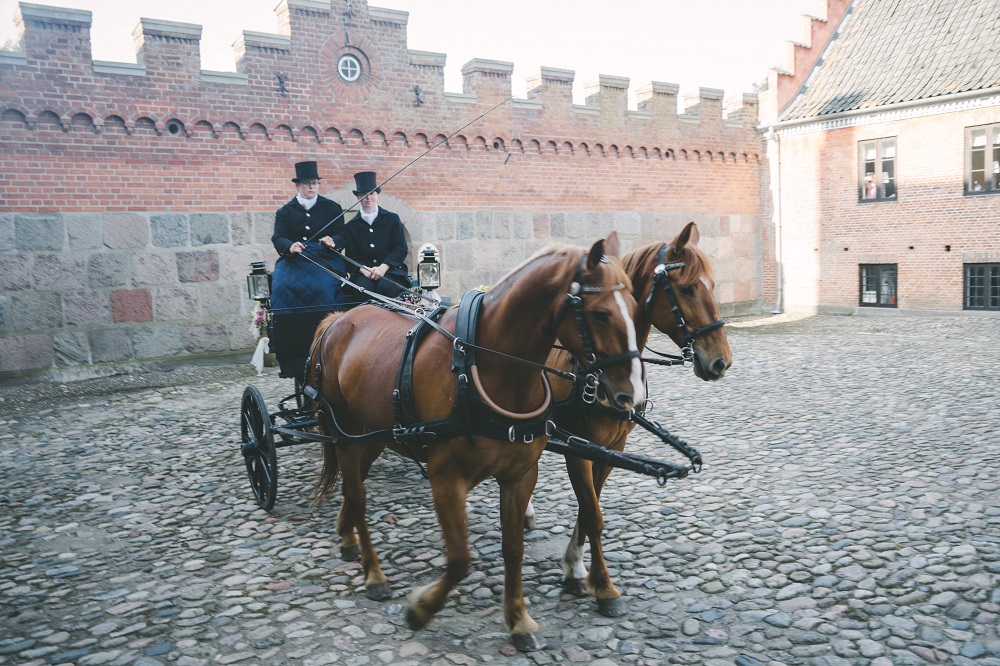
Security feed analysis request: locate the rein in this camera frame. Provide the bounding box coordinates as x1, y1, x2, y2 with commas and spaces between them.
642, 244, 726, 366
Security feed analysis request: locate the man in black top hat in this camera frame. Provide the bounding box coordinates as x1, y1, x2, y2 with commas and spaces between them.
268, 161, 347, 380
330, 171, 410, 299
272, 161, 344, 256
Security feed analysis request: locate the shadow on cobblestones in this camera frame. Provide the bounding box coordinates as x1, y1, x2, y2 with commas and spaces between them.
1, 315, 998, 666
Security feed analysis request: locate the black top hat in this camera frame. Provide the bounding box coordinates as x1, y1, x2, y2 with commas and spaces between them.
292, 161, 322, 183
352, 171, 381, 195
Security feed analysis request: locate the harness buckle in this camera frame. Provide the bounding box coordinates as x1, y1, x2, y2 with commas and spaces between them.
545, 420, 556, 436
523, 433, 534, 444
582, 373, 599, 404
453, 338, 465, 355
682, 344, 694, 368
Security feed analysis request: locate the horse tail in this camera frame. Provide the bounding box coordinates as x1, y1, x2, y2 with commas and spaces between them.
310, 310, 346, 505
312, 442, 341, 505
313, 311, 344, 342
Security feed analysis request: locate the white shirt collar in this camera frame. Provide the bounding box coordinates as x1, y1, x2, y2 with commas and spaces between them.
296, 194, 317, 210
360, 207, 378, 225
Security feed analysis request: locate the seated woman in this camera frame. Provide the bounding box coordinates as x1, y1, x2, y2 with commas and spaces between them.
330, 171, 410, 301
269, 161, 347, 381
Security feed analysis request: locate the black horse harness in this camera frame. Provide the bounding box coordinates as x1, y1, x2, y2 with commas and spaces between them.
551, 243, 727, 472
306, 257, 639, 462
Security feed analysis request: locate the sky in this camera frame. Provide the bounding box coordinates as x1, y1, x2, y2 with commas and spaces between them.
0, 0, 823, 107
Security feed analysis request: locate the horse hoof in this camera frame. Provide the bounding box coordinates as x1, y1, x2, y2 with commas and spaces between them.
597, 596, 628, 617
524, 514, 537, 531
561, 578, 588, 596
405, 606, 430, 631
512, 632, 546, 652
365, 582, 392, 601
340, 544, 360, 562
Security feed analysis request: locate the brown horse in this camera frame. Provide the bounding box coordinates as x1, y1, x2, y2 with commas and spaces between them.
537, 221, 732, 616
309, 235, 644, 651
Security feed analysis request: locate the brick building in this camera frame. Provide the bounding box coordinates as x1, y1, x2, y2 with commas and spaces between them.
759, 0, 1000, 314
0, 0, 765, 378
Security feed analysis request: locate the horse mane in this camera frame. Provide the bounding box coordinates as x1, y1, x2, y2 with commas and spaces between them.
623, 240, 713, 286
488, 243, 587, 300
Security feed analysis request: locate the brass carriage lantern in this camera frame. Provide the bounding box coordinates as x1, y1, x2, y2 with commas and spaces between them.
246, 261, 271, 302
417, 243, 441, 290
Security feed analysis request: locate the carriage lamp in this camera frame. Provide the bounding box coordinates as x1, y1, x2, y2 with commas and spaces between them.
246, 261, 271, 302
417, 243, 441, 290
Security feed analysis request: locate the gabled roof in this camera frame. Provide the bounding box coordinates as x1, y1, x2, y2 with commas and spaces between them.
781, 0, 1000, 121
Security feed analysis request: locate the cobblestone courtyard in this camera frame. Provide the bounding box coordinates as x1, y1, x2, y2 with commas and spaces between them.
1, 314, 998, 666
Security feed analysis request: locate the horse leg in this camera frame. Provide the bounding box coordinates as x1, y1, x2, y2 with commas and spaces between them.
339, 444, 386, 562
498, 468, 546, 652
337, 444, 392, 600
406, 476, 471, 631
586, 460, 626, 617
561, 456, 626, 617
524, 498, 537, 531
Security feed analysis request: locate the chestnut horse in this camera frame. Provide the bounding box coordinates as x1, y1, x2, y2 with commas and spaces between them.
309, 235, 644, 651
537, 221, 732, 616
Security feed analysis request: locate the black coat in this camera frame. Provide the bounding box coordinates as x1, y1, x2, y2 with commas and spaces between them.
333, 207, 408, 278
271, 195, 345, 256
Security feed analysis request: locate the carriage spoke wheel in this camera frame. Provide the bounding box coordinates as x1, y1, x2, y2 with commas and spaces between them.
240, 386, 278, 511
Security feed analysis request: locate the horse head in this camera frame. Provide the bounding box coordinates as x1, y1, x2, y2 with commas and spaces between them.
551, 233, 645, 412
631, 222, 732, 381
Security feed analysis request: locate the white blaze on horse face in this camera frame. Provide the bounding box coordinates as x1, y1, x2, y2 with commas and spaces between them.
613, 291, 646, 405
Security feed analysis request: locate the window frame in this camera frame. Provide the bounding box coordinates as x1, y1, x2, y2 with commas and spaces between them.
965, 124, 1000, 195
859, 263, 898, 308
858, 138, 897, 202
337, 54, 362, 82
963, 263, 1000, 310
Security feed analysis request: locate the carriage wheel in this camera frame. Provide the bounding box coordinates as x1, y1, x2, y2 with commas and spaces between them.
240, 386, 278, 511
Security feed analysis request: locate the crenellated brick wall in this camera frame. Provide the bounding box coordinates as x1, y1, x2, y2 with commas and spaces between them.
0, 0, 766, 378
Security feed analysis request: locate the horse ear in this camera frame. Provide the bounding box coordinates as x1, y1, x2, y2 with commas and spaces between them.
669, 222, 698, 257
604, 231, 621, 259
586, 238, 606, 269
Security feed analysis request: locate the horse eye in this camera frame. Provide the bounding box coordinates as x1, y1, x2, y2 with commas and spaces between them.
591, 311, 611, 325
679, 285, 695, 297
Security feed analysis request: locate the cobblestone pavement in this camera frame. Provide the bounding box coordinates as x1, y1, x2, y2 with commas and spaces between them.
1, 314, 998, 666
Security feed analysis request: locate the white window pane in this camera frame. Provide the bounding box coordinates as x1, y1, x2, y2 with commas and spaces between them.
865, 146, 876, 160
972, 130, 987, 147
882, 144, 895, 159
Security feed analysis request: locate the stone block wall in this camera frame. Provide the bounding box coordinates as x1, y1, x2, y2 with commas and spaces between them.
0, 0, 766, 378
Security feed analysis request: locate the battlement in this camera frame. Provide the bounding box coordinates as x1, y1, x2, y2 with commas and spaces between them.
1, 0, 760, 142
767, 0, 853, 115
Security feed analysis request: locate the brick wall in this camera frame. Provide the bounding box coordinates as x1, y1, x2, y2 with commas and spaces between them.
768, 101, 1000, 314
0, 0, 766, 377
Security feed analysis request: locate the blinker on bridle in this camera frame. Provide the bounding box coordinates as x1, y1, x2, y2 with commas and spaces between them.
645, 243, 726, 365
554, 256, 640, 405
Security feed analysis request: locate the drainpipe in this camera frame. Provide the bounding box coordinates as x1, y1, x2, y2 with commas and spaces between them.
769, 128, 784, 314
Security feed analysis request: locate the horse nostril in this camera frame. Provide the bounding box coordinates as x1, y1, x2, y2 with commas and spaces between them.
615, 392, 634, 411
711, 358, 728, 378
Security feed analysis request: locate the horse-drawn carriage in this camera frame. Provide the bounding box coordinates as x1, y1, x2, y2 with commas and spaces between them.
237, 225, 730, 650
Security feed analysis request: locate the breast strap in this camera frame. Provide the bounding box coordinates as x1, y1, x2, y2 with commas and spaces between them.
392, 290, 552, 448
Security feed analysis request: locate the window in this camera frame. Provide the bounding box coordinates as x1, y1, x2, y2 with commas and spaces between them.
860, 264, 897, 307
338, 54, 361, 82
966, 124, 1000, 194
964, 263, 1000, 310
859, 138, 896, 201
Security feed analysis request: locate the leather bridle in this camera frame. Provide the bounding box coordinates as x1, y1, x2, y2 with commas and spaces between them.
554, 257, 641, 404
644, 244, 726, 365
